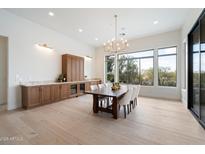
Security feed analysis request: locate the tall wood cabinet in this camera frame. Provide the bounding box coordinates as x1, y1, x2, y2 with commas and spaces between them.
188, 9, 205, 128
62, 54, 84, 81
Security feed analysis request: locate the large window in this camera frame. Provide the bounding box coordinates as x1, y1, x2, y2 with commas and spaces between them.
158, 47, 177, 87
105, 55, 115, 82
118, 50, 154, 86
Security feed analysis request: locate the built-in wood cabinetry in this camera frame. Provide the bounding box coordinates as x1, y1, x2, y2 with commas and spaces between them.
22, 54, 100, 109
62, 54, 84, 82
50, 85, 61, 102
41, 86, 51, 104
61, 84, 70, 99
62, 55, 72, 82
22, 80, 101, 109
79, 58, 84, 81
85, 82, 90, 91
22, 86, 41, 108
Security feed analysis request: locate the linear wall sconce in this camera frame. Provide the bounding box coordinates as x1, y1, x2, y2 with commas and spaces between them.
36, 43, 54, 51
85, 55, 92, 59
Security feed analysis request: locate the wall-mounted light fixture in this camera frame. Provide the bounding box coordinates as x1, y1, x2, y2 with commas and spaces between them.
36, 43, 54, 51
85, 55, 92, 60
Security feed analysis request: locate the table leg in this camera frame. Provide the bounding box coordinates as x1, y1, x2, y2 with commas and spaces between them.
112, 97, 118, 119
93, 94, 99, 113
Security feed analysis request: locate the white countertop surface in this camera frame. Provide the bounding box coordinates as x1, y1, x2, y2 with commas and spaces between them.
21, 79, 101, 87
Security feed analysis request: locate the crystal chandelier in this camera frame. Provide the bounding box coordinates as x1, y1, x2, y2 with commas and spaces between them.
103, 15, 129, 53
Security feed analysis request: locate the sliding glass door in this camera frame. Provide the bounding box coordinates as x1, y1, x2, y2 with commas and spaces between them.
190, 25, 200, 116
200, 14, 205, 122
188, 10, 205, 127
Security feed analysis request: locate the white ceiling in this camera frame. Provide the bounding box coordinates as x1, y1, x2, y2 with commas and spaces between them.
5, 8, 195, 47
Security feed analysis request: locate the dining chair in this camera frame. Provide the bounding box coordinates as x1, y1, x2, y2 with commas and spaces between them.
134, 85, 141, 106
90, 85, 98, 91
98, 83, 105, 89
90, 84, 108, 108
126, 84, 134, 111
104, 82, 114, 108
98, 83, 112, 108
130, 85, 141, 109
130, 86, 137, 110
90, 85, 103, 107
105, 82, 112, 87
119, 87, 133, 118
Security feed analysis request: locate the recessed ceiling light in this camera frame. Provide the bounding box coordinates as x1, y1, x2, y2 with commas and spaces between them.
78, 28, 83, 32
48, 11, 54, 16
153, 20, 159, 25
95, 38, 98, 41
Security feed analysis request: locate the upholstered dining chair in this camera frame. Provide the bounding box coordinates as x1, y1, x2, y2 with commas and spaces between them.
130, 85, 141, 110
98, 83, 105, 89
105, 82, 112, 87
90, 84, 108, 108
90, 85, 103, 107
90, 85, 98, 91
119, 87, 133, 118
98, 83, 112, 108
134, 85, 141, 106
104, 82, 114, 108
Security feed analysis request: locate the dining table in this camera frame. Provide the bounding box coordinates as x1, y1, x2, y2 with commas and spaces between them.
85, 85, 128, 119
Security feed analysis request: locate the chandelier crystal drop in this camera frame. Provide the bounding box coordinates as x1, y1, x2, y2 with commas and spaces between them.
104, 15, 129, 53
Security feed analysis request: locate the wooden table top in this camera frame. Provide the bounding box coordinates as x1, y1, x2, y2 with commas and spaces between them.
85, 85, 128, 98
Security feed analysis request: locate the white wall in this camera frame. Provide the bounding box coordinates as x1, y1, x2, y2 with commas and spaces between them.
0, 36, 8, 105
0, 9, 95, 110
180, 8, 203, 106
95, 29, 181, 100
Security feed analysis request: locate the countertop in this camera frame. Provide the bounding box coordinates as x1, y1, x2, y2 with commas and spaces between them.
21, 79, 101, 87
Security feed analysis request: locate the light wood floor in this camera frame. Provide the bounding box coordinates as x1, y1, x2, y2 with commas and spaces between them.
0, 95, 205, 145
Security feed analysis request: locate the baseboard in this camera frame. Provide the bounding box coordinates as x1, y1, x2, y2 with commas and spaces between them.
139, 95, 181, 102
181, 88, 188, 108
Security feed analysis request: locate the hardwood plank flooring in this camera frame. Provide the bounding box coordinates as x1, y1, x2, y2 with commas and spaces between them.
0, 95, 205, 145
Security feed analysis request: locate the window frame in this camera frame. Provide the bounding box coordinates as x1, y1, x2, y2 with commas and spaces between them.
117, 49, 154, 86
103, 46, 178, 88
104, 54, 115, 83
118, 57, 141, 84
140, 57, 154, 86
157, 46, 178, 87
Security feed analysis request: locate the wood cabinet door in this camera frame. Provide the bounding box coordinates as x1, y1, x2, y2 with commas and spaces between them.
71, 56, 77, 81
77, 84, 80, 95
85, 82, 90, 91
51, 85, 61, 102
41, 86, 51, 104
28, 86, 41, 107
75, 57, 79, 81
62, 55, 72, 82
79, 58, 84, 81
61, 84, 69, 99
66, 56, 72, 82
